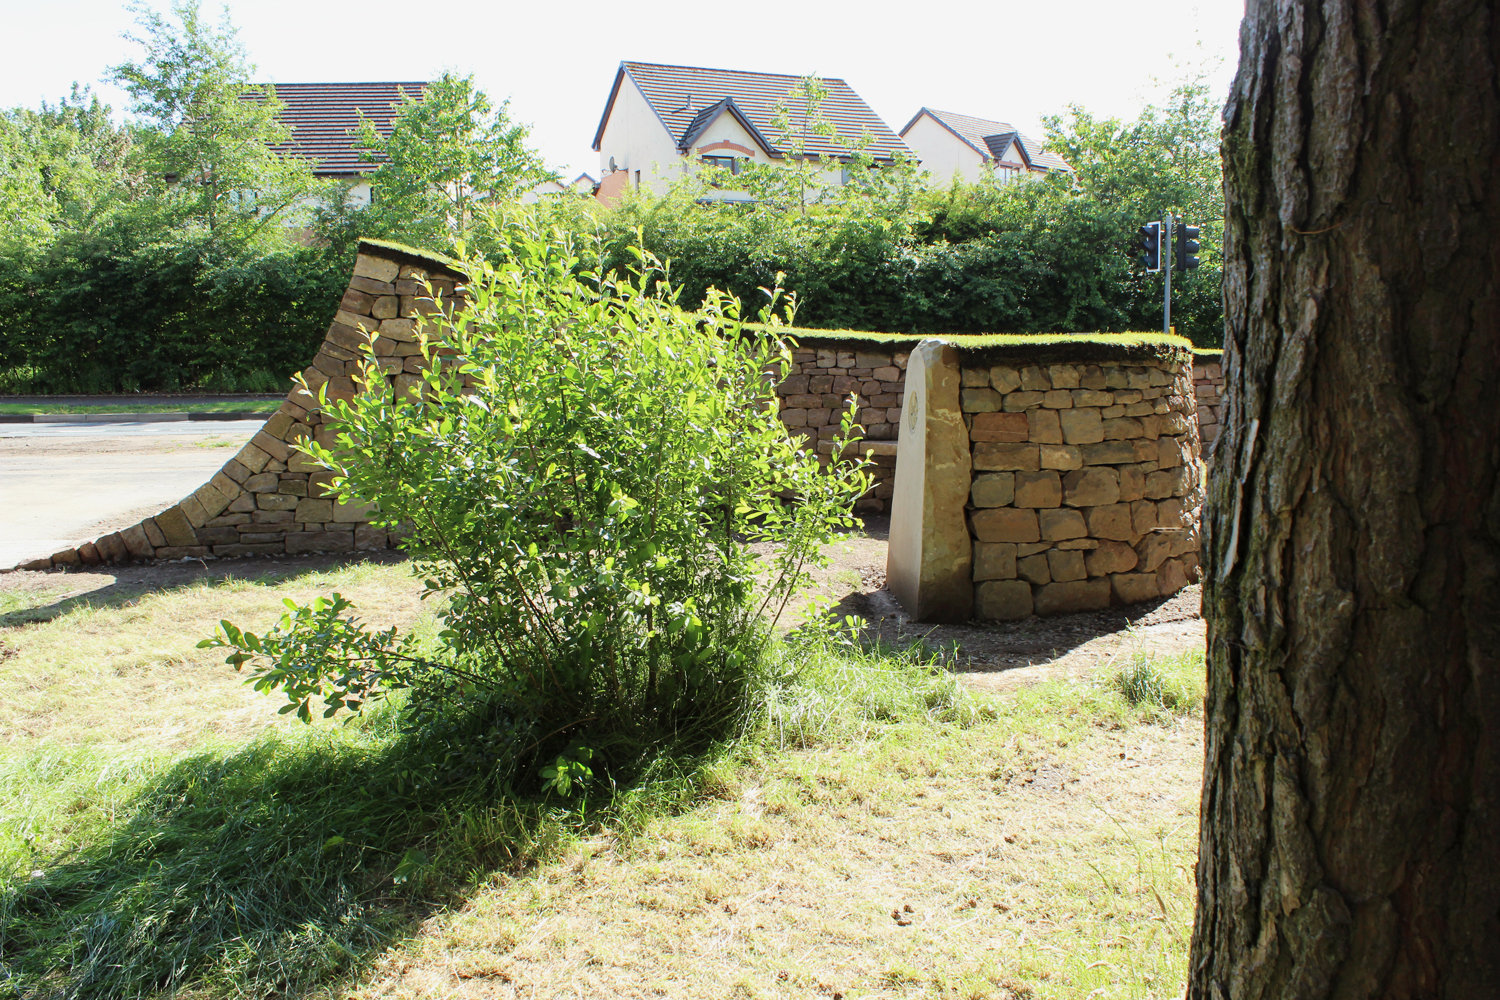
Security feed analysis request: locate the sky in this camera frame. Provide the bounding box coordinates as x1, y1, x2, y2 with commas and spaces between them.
1, 0, 1246, 181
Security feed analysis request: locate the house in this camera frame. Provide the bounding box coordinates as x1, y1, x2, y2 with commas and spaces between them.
898, 108, 1069, 185
591, 61, 912, 205
258, 81, 429, 206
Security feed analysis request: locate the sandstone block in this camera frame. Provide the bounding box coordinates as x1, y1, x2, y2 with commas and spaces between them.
119, 523, 155, 558
252, 432, 291, 463
1047, 548, 1087, 582
76, 542, 102, 566
154, 506, 198, 546
257, 493, 299, 511
1014, 470, 1062, 508
1102, 404, 1127, 419
1017, 541, 1051, 557
237, 531, 287, 544
235, 442, 271, 474
970, 507, 1040, 543
1055, 537, 1100, 550
1145, 468, 1183, 499
209, 472, 241, 501
1042, 389, 1074, 409
1139, 414, 1162, 438
1040, 444, 1083, 470
970, 411, 1028, 442
262, 410, 293, 440
782, 408, 809, 427
353, 254, 400, 283
777, 374, 809, 396
354, 526, 388, 550
1029, 409, 1063, 444
371, 295, 400, 319
1157, 557, 1190, 596
1071, 389, 1113, 407
1017, 553, 1051, 585
1003, 390, 1045, 412
295, 498, 334, 522
1126, 401, 1157, 418
340, 289, 375, 314
1135, 533, 1174, 573
1118, 464, 1146, 503
19, 557, 53, 570
989, 366, 1021, 394
214, 543, 287, 557
961, 368, 990, 387
1059, 408, 1105, 444
192, 483, 231, 520
1078, 441, 1136, 465
333, 500, 377, 523
855, 351, 892, 369
785, 393, 821, 408
1048, 364, 1081, 389
960, 387, 1002, 412
1062, 467, 1120, 507
1102, 417, 1144, 440
142, 518, 168, 547
973, 442, 1039, 472
975, 580, 1033, 620
1104, 367, 1129, 389
1085, 540, 1138, 576
221, 460, 252, 484
970, 472, 1015, 507
286, 531, 355, 555
278, 479, 308, 497
1131, 499, 1159, 535
1086, 503, 1135, 542
1034, 578, 1111, 615
1038, 507, 1087, 541
1111, 572, 1161, 604
973, 541, 1018, 581
209, 514, 251, 526
872, 366, 902, 382
349, 275, 395, 297
1079, 365, 1107, 390
252, 508, 295, 524
1157, 435, 1186, 468
49, 548, 81, 567
198, 526, 240, 546
95, 533, 129, 564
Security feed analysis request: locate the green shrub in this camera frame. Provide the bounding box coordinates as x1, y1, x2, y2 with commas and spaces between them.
204, 227, 871, 794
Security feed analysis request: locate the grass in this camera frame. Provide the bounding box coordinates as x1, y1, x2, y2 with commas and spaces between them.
0, 559, 1206, 1000
0, 399, 282, 415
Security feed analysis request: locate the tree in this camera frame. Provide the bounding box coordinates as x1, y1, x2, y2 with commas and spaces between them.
353, 72, 551, 250
109, 0, 313, 234
1191, 0, 1500, 995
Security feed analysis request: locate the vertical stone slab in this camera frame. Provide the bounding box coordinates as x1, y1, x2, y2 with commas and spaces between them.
886, 340, 973, 622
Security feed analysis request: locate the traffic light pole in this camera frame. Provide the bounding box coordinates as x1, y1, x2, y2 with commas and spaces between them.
1162, 213, 1173, 336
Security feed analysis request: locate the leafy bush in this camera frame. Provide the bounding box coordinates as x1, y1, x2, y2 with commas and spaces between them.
205, 227, 871, 793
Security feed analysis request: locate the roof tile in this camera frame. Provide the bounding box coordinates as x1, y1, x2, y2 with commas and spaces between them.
251, 82, 429, 175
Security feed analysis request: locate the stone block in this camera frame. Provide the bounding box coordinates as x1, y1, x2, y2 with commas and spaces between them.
777, 374, 809, 396
1019, 365, 1050, 391
353, 254, 400, 283
989, 366, 1021, 394
257, 493, 299, 511
1040, 444, 1083, 470
1003, 390, 1045, 411
960, 387, 1002, 412
1062, 467, 1120, 507
237, 531, 287, 544
1042, 389, 1074, 409
1077, 441, 1136, 465
1131, 499, 1159, 535
221, 460, 252, 484
252, 432, 291, 463
1086, 503, 1136, 542
371, 295, 400, 319
333, 500, 377, 523
1014, 470, 1062, 508
872, 366, 902, 382
785, 393, 821, 408
1156, 498, 1185, 528
214, 543, 287, 557
972, 541, 1018, 581
294, 498, 334, 522
1079, 365, 1107, 390
1034, 578, 1112, 615
154, 506, 198, 546
1059, 408, 1105, 444
1157, 557, 1190, 596
198, 526, 240, 546
235, 442, 272, 474
48, 548, 81, 567
209, 514, 252, 526
1071, 389, 1114, 407
277, 479, 308, 498
209, 472, 241, 501
192, 483, 232, 520
970, 411, 1028, 442
972, 442, 1039, 472
285, 531, 354, 554
1048, 364, 1081, 389
340, 289, 375, 314
970, 472, 1015, 507
970, 507, 1040, 543
1111, 572, 1161, 605
119, 523, 154, 558
1038, 507, 1087, 541
961, 368, 989, 387
1145, 468, 1184, 499
1085, 540, 1138, 576
252, 508, 295, 524
1135, 533, 1174, 573
228, 493, 257, 513
354, 526, 388, 550
1118, 464, 1146, 503
855, 351, 892, 369
1157, 435, 1187, 468
154, 545, 212, 560
1102, 417, 1144, 440
782, 408, 808, 427
1017, 553, 1051, 585
887, 340, 973, 623
1056, 537, 1099, 550
95, 532, 129, 564
142, 518, 168, 547
1028, 409, 1063, 444
1046, 548, 1087, 582
1139, 414, 1162, 438
19, 557, 53, 571
76, 542, 102, 566
975, 580, 1033, 620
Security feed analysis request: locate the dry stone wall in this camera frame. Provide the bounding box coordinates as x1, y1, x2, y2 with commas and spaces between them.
961, 358, 1205, 619
13, 240, 468, 571
1193, 351, 1225, 452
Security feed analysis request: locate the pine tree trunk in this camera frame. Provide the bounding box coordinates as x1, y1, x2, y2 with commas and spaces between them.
1192, 0, 1500, 996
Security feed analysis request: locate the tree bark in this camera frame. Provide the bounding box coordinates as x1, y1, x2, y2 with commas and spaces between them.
1192, 1, 1500, 997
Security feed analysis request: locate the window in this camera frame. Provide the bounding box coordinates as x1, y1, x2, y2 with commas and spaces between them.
701, 155, 741, 176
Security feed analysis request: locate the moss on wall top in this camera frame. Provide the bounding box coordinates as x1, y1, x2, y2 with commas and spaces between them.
357, 238, 467, 279
748, 324, 1196, 368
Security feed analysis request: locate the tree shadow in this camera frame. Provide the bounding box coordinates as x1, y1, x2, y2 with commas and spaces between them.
0, 550, 410, 627
0, 709, 556, 999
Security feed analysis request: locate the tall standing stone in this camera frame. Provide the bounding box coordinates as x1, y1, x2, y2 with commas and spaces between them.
887, 340, 973, 622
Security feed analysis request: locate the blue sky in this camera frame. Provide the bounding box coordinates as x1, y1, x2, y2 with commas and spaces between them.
2, 0, 1245, 180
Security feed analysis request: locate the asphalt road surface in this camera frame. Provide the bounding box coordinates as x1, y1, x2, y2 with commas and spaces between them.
1, 420, 263, 567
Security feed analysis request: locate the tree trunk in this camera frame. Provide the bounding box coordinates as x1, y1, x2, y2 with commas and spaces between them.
1192, 0, 1500, 997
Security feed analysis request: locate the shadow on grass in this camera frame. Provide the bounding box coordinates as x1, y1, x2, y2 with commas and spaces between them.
0, 710, 561, 999
0, 550, 410, 627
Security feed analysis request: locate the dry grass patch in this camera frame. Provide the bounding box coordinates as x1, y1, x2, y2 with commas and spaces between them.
0, 555, 435, 749
344, 680, 1202, 1000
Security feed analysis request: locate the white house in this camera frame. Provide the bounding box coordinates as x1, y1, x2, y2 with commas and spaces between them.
899, 108, 1070, 186
591, 61, 912, 205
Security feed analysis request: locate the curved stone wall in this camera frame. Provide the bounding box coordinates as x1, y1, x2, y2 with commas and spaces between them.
14, 239, 467, 571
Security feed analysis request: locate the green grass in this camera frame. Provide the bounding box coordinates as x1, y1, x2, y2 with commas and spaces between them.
0, 399, 282, 415
0, 571, 1207, 1000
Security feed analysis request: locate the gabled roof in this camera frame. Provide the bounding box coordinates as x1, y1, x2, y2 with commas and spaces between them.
899, 108, 1070, 172
592, 61, 911, 161
252, 81, 429, 175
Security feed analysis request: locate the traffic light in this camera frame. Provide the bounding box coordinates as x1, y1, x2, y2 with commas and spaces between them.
1175, 224, 1201, 271
1135, 222, 1161, 271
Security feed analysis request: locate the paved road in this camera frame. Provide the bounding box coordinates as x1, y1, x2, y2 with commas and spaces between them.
1, 420, 263, 567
